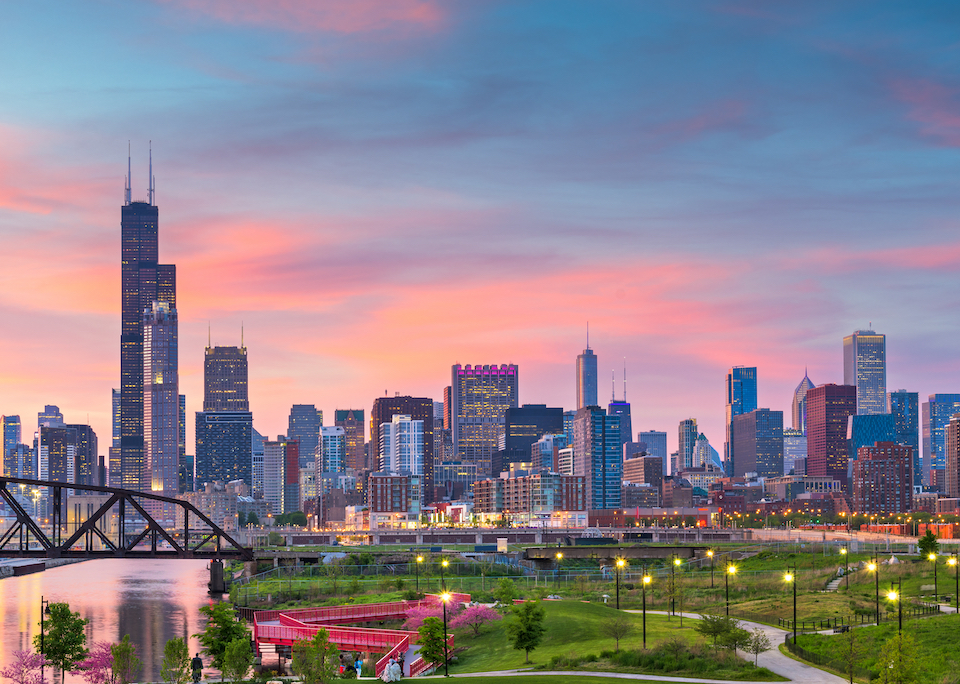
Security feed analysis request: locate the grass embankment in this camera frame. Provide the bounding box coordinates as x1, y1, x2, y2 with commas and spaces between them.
449, 600, 785, 681
795, 613, 960, 683
429, 677, 704, 684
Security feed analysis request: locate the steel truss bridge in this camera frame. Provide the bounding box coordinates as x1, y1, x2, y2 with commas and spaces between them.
0, 477, 253, 560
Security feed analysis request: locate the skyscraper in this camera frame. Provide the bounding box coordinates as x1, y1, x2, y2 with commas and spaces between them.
334, 409, 365, 471
572, 406, 622, 509
782, 428, 806, 476
731, 409, 783, 478
143, 301, 179, 501
65, 424, 98, 487
725, 367, 757, 475
319, 426, 346, 474
451, 364, 518, 479
922, 393, 960, 478
263, 437, 299, 514
576, 344, 598, 410
843, 329, 887, 415
888, 390, 919, 486
607, 366, 631, 447
379, 415, 424, 474
371, 396, 434, 493
195, 344, 252, 488
677, 418, 698, 474
638, 430, 668, 463
806, 384, 857, 489
2, 415, 20, 477
120, 150, 175, 493
792, 371, 815, 435
288, 404, 322, 468
496, 404, 563, 474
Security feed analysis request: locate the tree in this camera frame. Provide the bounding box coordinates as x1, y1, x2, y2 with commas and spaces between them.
110, 636, 141, 684
745, 628, 772, 666
247, 512, 259, 526
160, 637, 192, 684
195, 603, 247, 670
73, 642, 115, 684
402, 605, 448, 632
876, 632, 919, 684
840, 626, 866, 684
599, 614, 634, 652
417, 617, 448, 669
693, 614, 739, 650
221, 637, 253, 684
291, 630, 340, 684
237, 511, 248, 528
33, 602, 89, 684
919, 529, 939, 558
267, 531, 283, 546
0, 650, 50, 684
450, 605, 502, 636
506, 600, 546, 664
289, 511, 308, 527
717, 622, 750, 655
493, 578, 517, 611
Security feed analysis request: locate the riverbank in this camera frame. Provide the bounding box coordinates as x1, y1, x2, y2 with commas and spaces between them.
0, 556, 90, 578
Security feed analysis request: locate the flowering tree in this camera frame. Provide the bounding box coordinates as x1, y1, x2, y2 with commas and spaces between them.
402, 602, 461, 632
73, 643, 115, 684
449, 605, 501, 636
0, 650, 50, 684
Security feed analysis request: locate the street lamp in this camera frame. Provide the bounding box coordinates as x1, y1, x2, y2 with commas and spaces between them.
615, 558, 626, 610
887, 581, 902, 634
40, 597, 50, 683
707, 550, 715, 588
673, 557, 683, 625
840, 547, 848, 589
725, 564, 737, 616
440, 558, 449, 592
440, 592, 451, 677
641, 574, 651, 649
416, 555, 423, 594
929, 552, 938, 601
948, 556, 959, 611
867, 559, 879, 624
555, 552, 563, 588
784, 568, 797, 644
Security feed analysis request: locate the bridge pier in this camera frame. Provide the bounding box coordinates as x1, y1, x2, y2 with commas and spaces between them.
244, 561, 258, 578
208, 559, 225, 594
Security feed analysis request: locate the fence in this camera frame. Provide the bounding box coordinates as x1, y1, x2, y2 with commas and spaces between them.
783, 633, 875, 681
777, 602, 941, 631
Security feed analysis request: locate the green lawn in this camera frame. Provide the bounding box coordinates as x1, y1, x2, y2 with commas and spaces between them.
795, 612, 960, 682
425, 677, 703, 684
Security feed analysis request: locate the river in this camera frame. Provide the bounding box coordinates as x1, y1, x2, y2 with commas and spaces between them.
0, 559, 220, 683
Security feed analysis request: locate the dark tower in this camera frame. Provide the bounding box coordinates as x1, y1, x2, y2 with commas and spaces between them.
119, 145, 175, 492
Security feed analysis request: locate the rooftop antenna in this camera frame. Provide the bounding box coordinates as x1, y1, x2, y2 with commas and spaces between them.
623, 358, 627, 402
208, 322, 211, 348
586, 322, 590, 350
241, 322, 244, 348
148, 141, 154, 205
611, 370, 615, 402
125, 141, 131, 205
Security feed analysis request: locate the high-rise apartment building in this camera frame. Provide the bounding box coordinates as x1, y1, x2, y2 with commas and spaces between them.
334, 409, 365, 471
38, 405, 64, 428
782, 428, 806, 476
725, 367, 757, 475
792, 371, 815, 435
288, 404, 322, 468
119, 156, 175, 494
852, 442, 913, 514
143, 301, 179, 499
195, 344, 252, 488
945, 415, 960, 498
638, 430, 667, 463
379, 415, 424, 475
531, 433, 567, 472
450, 364, 518, 480
607, 400, 632, 450
371, 396, 434, 491
843, 329, 886, 415
922, 394, 960, 476
496, 404, 563, 474
576, 345, 598, 409
731, 409, 783, 478
888, 390, 919, 486
677, 419, 698, 474
806, 384, 857, 489
318, 426, 346, 474
573, 406, 621, 509
2, 415, 20, 477
263, 437, 299, 514
846, 414, 896, 479
65, 424, 98, 487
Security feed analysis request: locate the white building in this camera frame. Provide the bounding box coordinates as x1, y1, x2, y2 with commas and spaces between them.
379, 415, 424, 475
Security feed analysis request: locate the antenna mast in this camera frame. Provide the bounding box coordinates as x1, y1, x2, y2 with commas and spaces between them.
125, 141, 131, 205
623, 358, 627, 401
148, 141, 154, 205
611, 370, 615, 402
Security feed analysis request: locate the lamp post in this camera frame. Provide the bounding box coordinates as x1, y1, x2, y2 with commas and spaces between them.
416, 555, 423, 594
785, 567, 797, 644
673, 557, 683, 625
887, 580, 902, 634
440, 558, 449, 592
642, 574, 651, 649
440, 592, 451, 677
40, 596, 49, 683
949, 556, 959, 611
929, 552, 938, 601
725, 564, 737, 616
840, 547, 848, 589
867, 559, 879, 624
707, 550, 715, 588
615, 558, 626, 610
555, 552, 563, 588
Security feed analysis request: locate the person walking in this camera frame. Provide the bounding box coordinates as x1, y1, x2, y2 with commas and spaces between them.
191, 654, 203, 684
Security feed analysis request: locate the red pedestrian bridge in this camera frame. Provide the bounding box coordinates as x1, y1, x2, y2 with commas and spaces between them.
253, 592, 470, 678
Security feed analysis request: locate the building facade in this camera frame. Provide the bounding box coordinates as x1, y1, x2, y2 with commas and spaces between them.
263, 438, 300, 515
806, 384, 857, 489
576, 346, 597, 409
573, 406, 621, 509
143, 301, 179, 501
497, 404, 563, 474
638, 430, 668, 462
288, 404, 322, 468
450, 364, 518, 480
371, 396, 434, 493
852, 442, 913, 514
725, 366, 758, 475
922, 393, 960, 476
378, 415, 423, 475
678, 419, 698, 474
843, 329, 887, 415
334, 409, 365, 471
195, 345, 252, 489
782, 427, 807, 476
731, 409, 784, 478
319, 426, 346, 474
792, 371, 815, 435
888, 390, 920, 486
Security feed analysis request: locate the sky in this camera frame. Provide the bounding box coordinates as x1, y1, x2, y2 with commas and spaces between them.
1, 1, 960, 457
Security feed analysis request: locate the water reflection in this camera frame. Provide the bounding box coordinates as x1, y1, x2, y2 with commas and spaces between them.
0, 559, 216, 682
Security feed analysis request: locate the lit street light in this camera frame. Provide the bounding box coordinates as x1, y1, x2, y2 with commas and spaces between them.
929, 552, 938, 600
555, 552, 563, 588
441, 558, 449, 592
441, 592, 451, 677
887, 581, 902, 634
673, 557, 683, 625
840, 547, 848, 589
616, 558, 626, 610
867, 559, 879, 624
784, 568, 797, 644
707, 550, 715, 588
948, 556, 959, 611
725, 564, 737, 616
641, 574, 652, 649
416, 555, 423, 594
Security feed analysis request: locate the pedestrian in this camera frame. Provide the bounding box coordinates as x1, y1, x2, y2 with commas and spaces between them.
191, 654, 203, 684
397, 651, 404, 677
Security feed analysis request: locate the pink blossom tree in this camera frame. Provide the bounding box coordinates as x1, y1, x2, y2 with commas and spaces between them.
0, 650, 50, 684
72, 642, 115, 684
402, 602, 462, 632
450, 605, 502, 636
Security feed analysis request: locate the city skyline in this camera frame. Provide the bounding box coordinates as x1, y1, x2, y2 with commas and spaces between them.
1, 3, 960, 459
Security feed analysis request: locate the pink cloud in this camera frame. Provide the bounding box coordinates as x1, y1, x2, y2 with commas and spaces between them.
890, 78, 960, 147
161, 0, 444, 35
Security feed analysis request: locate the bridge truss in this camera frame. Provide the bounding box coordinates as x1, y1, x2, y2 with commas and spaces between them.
0, 477, 253, 560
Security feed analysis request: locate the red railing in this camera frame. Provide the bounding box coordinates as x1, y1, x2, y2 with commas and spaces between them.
375, 635, 409, 677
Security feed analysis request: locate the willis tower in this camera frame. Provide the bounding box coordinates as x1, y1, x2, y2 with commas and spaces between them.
117, 146, 176, 492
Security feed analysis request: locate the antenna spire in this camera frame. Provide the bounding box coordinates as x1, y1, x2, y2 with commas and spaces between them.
125, 141, 131, 205
586, 322, 590, 350
148, 141, 154, 205
241, 322, 244, 348
623, 357, 627, 402
612, 369, 615, 402
208, 322, 211, 348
